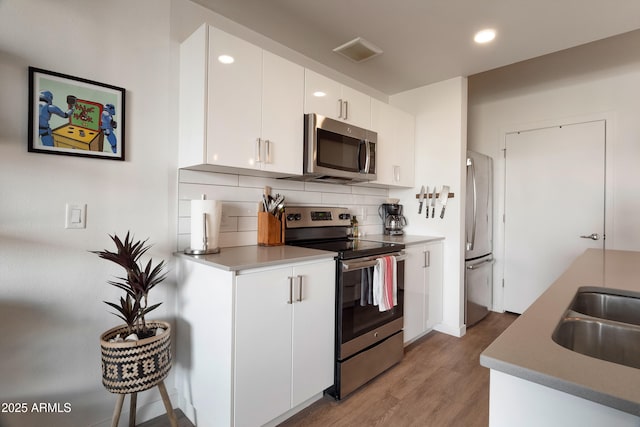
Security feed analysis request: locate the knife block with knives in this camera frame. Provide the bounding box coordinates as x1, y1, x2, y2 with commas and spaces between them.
258, 186, 285, 246
257, 211, 284, 246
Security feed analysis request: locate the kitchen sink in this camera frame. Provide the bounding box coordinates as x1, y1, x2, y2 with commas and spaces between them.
552, 315, 640, 369
570, 289, 640, 326
552, 287, 640, 369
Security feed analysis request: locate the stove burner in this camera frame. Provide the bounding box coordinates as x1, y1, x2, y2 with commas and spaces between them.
284, 206, 404, 257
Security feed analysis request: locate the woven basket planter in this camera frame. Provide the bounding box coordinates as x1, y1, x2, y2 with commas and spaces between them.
100, 320, 172, 394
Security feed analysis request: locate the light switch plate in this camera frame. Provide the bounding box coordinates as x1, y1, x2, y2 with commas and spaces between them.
65, 203, 86, 229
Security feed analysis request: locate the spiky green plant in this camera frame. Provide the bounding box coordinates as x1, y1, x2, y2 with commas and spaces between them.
94, 232, 167, 337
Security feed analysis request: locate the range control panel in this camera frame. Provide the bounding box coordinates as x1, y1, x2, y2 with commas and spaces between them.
284, 206, 352, 228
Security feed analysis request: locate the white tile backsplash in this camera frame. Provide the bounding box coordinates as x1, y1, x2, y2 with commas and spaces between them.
178, 169, 390, 249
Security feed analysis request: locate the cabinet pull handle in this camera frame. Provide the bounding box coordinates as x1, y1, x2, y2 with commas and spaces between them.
265, 140, 271, 164
423, 250, 430, 268
393, 165, 400, 182
338, 99, 343, 119
344, 100, 349, 120
287, 276, 293, 304
297, 275, 303, 302
256, 138, 262, 163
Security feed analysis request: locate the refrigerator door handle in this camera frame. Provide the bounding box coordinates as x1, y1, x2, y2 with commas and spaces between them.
466, 157, 477, 251
466, 258, 495, 270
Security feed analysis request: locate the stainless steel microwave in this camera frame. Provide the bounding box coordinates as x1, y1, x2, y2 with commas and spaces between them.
303, 113, 377, 183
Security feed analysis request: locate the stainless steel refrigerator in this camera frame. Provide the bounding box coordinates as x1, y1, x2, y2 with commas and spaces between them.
465, 151, 494, 327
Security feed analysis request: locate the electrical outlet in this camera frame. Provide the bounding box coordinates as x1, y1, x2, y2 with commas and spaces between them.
65, 203, 86, 229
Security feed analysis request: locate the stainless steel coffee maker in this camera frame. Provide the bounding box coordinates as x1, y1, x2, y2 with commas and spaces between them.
379, 203, 408, 235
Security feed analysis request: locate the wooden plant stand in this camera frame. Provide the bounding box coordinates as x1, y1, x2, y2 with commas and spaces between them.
110, 379, 177, 427
100, 321, 175, 427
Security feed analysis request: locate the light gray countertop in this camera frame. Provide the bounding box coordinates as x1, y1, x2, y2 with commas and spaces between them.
175, 245, 336, 271
175, 235, 442, 271
360, 234, 444, 245
481, 249, 640, 415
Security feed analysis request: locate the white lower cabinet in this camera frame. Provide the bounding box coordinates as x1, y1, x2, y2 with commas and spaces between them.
403, 241, 443, 344
177, 257, 335, 427
235, 261, 335, 426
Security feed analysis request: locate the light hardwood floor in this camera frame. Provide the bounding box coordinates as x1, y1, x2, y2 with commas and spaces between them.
142, 312, 517, 427
278, 312, 518, 427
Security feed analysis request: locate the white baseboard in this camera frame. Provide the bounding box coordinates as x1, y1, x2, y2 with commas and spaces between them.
262, 392, 325, 427
434, 322, 466, 337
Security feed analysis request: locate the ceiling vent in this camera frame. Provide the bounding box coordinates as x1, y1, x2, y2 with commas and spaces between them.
333, 37, 383, 63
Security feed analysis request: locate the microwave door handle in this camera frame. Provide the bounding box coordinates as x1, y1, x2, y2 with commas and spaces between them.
363, 140, 371, 173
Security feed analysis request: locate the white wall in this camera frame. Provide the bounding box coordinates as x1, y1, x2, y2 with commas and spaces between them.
468, 29, 640, 312
0, 1, 177, 425
389, 77, 468, 336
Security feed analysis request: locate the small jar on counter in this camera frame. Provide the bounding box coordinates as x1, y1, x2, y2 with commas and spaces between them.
351, 215, 359, 238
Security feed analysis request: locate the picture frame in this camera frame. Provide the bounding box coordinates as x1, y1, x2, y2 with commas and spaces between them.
28, 67, 126, 161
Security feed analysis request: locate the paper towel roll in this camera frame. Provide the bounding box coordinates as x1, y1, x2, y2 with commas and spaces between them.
190, 199, 222, 252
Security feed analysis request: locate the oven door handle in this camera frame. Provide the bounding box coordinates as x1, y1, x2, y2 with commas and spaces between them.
342, 251, 406, 271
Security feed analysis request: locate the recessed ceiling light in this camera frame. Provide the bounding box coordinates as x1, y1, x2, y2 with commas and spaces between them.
218, 55, 234, 64
313, 91, 326, 97
474, 29, 496, 44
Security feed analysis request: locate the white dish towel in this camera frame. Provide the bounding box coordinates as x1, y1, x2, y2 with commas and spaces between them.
373, 255, 397, 312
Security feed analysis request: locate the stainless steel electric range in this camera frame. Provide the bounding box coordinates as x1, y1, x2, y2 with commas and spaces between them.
285, 206, 406, 399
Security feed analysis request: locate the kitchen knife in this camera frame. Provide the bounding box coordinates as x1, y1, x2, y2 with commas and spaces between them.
439, 185, 450, 219
418, 185, 425, 214
424, 186, 429, 217
430, 187, 437, 218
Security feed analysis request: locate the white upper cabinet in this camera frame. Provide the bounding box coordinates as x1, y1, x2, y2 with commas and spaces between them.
180, 24, 416, 185
304, 69, 371, 129
370, 98, 416, 187
261, 51, 304, 175
207, 26, 262, 170
179, 24, 304, 175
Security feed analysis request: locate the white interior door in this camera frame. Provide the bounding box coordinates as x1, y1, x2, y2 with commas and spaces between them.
504, 121, 605, 314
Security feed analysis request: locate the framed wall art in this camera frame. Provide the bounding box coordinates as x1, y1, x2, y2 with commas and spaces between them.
28, 67, 126, 160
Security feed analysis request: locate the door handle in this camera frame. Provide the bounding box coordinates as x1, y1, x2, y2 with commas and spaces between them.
363, 140, 371, 174
256, 138, 262, 163
466, 157, 477, 251
287, 276, 294, 304
297, 275, 303, 302
580, 233, 600, 241
466, 258, 495, 270
265, 139, 271, 164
